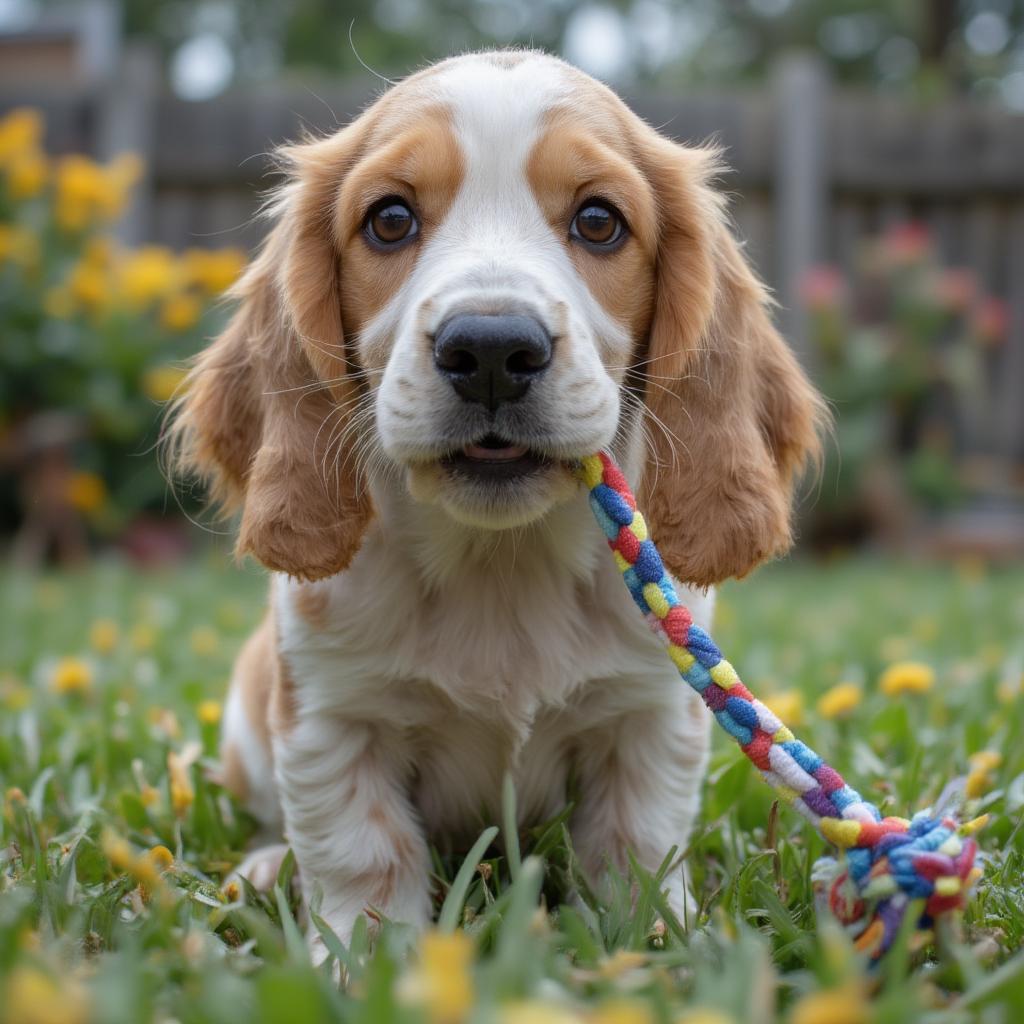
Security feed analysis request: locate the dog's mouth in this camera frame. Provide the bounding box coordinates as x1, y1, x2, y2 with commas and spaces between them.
441, 433, 550, 482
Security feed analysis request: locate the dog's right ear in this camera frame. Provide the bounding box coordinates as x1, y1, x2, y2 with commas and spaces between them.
167, 126, 374, 580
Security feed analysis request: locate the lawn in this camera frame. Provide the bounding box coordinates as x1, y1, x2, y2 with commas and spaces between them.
1, 554, 1022, 1023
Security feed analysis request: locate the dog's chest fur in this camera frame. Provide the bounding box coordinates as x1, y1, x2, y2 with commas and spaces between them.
274, 489, 714, 843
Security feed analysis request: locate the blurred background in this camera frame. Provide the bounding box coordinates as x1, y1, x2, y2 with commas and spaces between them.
0, 0, 1022, 568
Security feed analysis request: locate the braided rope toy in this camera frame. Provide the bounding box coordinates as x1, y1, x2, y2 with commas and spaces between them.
577, 451, 982, 959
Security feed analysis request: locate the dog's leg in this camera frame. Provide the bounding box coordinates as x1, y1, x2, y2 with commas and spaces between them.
274, 717, 431, 961
569, 681, 711, 924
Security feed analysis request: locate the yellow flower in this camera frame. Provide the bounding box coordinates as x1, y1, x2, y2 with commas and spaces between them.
131, 622, 156, 651
675, 1012, 734, 1024
54, 152, 142, 231
3, 965, 88, 1024
879, 661, 935, 696
500, 1003, 582, 1024
168, 748, 196, 816
816, 682, 862, 720
764, 689, 804, 727
190, 626, 219, 657
141, 364, 188, 402
593, 1001, 654, 1024
66, 260, 110, 313
89, 618, 119, 654
66, 471, 107, 513
0, 108, 43, 164
1, 674, 31, 710
7, 150, 48, 198
43, 287, 75, 319
115, 245, 180, 308
198, 699, 222, 726
147, 845, 175, 871
159, 292, 202, 332
182, 246, 247, 294
408, 930, 475, 1024
965, 750, 1003, 799
789, 983, 869, 1024
969, 750, 1002, 774
50, 657, 93, 694
0, 223, 40, 269
139, 784, 160, 807
101, 829, 163, 891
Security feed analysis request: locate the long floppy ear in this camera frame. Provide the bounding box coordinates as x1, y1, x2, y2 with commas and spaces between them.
637, 135, 826, 588
168, 127, 373, 580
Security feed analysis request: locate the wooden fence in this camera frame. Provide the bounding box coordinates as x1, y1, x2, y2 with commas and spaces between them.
1, 33, 1022, 466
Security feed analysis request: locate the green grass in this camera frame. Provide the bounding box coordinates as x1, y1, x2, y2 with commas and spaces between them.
1, 554, 1023, 1023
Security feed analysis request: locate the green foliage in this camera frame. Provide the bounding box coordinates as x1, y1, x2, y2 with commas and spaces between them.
0, 556, 1022, 1021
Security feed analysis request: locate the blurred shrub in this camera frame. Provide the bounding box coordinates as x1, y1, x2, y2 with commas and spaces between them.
0, 108, 246, 550
803, 223, 1009, 546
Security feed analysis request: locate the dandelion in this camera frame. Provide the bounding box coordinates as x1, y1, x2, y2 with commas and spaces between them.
4, 965, 88, 1024
816, 682, 862, 720
190, 626, 219, 656
50, 657, 93, 694
592, 1001, 654, 1024
116, 245, 180, 308
147, 845, 175, 871
879, 661, 935, 697
168, 745, 200, 817
499, 1003, 582, 1024
182, 246, 247, 294
89, 618, 119, 654
789, 983, 869, 1024
198, 699, 222, 726
965, 750, 1003, 799
764, 689, 805, 727
401, 930, 475, 1024
142, 364, 188, 402
66, 471, 107, 513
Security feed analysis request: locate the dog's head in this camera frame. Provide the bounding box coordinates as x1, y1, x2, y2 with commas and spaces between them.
171, 51, 824, 586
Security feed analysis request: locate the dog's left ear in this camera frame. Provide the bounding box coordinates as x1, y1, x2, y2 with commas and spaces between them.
636, 134, 826, 588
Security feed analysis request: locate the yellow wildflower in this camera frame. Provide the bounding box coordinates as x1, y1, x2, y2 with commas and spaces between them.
593, 1001, 654, 1024
190, 626, 219, 657
4, 965, 88, 1024
115, 245, 180, 308
89, 618, 120, 654
7, 150, 48, 198
142, 363, 188, 402
969, 750, 1003, 774
675, 1012, 734, 1024
965, 750, 1003, 799
1, 674, 30, 710
101, 829, 163, 891
0, 223, 40, 269
66, 471, 107, 513
168, 747, 197, 816
160, 292, 202, 332
406, 930, 475, 1024
500, 1003, 582, 1024
147, 845, 175, 871
50, 657, 93, 694
66, 260, 109, 313
182, 246, 247, 294
131, 622, 156, 651
764, 689, 804, 727
197, 699, 222, 726
222, 878, 241, 902
789, 983, 869, 1024
816, 682, 862, 720
0, 108, 43, 164
139, 783, 160, 807
598, 950, 647, 979
879, 661, 935, 696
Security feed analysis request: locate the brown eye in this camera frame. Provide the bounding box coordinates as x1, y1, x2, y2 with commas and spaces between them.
571, 201, 624, 248
366, 199, 418, 247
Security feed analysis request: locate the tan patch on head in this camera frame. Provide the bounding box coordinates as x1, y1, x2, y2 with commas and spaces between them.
338, 104, 464, 361
526, 101, 658, 345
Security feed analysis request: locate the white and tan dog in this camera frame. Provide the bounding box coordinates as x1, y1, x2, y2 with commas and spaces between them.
171, 50, 823, 958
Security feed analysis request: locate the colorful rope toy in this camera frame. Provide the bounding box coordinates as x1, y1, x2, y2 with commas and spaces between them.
577, 451, 982, 959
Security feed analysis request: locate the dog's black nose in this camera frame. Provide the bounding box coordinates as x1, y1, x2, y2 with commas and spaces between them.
433, 314, 552, 411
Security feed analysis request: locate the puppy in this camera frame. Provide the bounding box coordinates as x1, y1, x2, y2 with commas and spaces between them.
171, 50, 823, 957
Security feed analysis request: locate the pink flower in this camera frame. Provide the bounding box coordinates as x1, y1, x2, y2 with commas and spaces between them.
933, 269, 977, 313
881, 222, 931, 265
972, 297, 1010, 346
799, 265, 845, 311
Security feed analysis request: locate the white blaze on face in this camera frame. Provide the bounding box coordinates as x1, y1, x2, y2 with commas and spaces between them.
371, 54, 631, 503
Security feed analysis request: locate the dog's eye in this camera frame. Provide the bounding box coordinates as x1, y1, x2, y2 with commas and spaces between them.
571, 201, 624, 248
365, 198, 418, 247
